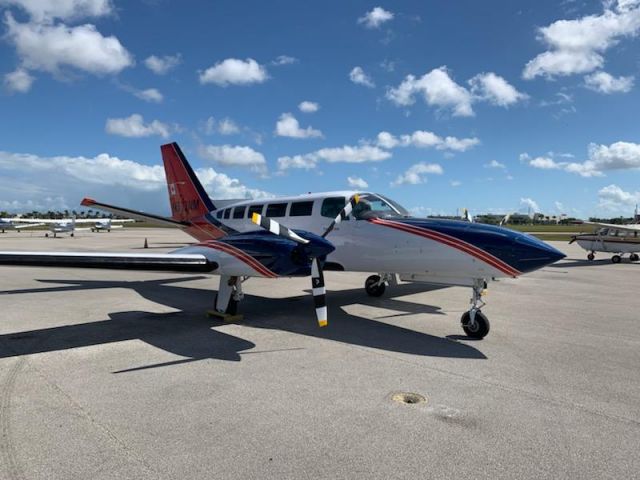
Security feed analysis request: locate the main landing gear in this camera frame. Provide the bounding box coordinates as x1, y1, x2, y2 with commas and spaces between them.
460, 279, 490, 339
364, 274, 491, 339
212, 275, 245, 316
587, 252, 595, 261
630, 253, 639, 262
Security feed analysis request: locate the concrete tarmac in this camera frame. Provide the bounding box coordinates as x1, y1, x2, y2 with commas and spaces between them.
0, 228, 638, 479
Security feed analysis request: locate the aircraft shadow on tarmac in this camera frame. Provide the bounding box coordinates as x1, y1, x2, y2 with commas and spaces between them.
0, 276, 486, 371
550, 258, 625, 268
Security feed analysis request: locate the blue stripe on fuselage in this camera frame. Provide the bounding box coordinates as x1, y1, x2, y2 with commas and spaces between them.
391, 218, 565, 274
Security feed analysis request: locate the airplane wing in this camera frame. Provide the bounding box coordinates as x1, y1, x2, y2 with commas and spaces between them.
577, 221, 640, 232
110, 219, 135, 224
7, 218, 62, 224
0, 251, 217, 272
12, 223, 45, 229
81, 198, 187, 228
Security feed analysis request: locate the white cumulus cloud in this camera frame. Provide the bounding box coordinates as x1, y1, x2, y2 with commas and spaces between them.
298, 100, 319, 113
105, 114, 171, 138
0, 0, 113, 22
392, 162, 443, 186
523, 1, 640, 80
386, 66, 473, 116
4, 67, 34, 92
275, 113, 323, 139
584, 71, 634, 93
520, 197, 540, 213
597, 184, 640, 210
468, 72, 528, 106
375, 130, 480, 152
133, 87, 163, 103
5, 13, 133, 76
199, 58, 268, 86
347, 176, 368, 189
198, 144, 267, 175
358, 6, 394, 29
349, 66, 375, 88
485, 159, 506, 169
0, 148, 270, 214
144, 54, 181, 75
277, 144, 391, 171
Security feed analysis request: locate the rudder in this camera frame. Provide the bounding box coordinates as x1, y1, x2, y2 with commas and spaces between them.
161, 142, 215, 222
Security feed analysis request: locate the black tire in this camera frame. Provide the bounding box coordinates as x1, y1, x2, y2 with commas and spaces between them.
461, 310, 490, 339
214, 294, 238, 316
611, 255, 622, 264
587, 253, 595, 261
630, 253, 639, 262
45, 233, 48, 237
365, 275, 386, 297
70, 233, 74, 237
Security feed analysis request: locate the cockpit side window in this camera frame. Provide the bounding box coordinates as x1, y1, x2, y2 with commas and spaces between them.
352, 194, 404, 220
321, 197, 347, 219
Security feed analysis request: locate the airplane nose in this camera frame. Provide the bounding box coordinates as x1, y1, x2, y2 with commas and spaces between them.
511, 232, 566, 273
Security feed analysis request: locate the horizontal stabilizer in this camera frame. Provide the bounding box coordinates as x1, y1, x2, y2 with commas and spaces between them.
0, 251, 217, 273
81, 198, 188, 228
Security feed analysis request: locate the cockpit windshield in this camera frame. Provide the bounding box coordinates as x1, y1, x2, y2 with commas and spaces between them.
352, 193, 409, 220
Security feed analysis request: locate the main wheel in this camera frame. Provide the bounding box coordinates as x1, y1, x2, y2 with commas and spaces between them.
45, 233, 49, 237
630, 253, 639, 262
461, 310, 490, 339
587, 253, 595, 261
214, 294, 238, 316
611, 255, 622, 264
70, 233, 74, 237
365, 275, 386, 297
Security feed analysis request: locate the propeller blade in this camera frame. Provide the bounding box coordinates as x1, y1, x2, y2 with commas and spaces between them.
251, 212, 309, 244
322, 194, 360, 238
311, 258, 327, 327
568, 236, 576, 244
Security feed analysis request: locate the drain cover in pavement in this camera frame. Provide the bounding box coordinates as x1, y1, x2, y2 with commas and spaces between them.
392, 392, 427, 405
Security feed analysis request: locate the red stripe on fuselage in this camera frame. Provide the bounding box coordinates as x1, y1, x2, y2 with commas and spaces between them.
198, 240, 278, 278
370, 218, 521, 277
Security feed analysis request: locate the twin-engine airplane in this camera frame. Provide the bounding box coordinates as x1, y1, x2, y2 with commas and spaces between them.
0, 143, 565, 339
570, 221, 640, 263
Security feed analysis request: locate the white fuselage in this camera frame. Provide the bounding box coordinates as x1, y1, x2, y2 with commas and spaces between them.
197, 191, 513, 285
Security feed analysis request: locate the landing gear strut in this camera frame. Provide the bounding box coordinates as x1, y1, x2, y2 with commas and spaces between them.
213, 275, 245, 316
365, 273, 394, 297
461, 279, 490, 339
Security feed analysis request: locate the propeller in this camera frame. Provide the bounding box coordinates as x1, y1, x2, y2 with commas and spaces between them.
251, 195, 360, 327
568, 236, 576, 244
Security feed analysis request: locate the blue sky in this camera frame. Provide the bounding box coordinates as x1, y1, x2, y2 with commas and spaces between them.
1, 0, 639, 217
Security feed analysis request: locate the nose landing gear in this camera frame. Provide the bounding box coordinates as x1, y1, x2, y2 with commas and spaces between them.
461, 279, 490, 339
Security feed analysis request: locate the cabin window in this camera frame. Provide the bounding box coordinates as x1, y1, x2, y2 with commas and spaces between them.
321, 197, 347, 219
266, 203, 287, 218
290, 201, 314, 217
223, 208, 231, 219
232, 206, 246, 219
216, 210, 223, 219
247, 204, 263, 217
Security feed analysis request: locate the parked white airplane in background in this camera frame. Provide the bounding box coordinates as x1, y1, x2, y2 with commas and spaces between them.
3, 217, 134, 237
91, 218, 135, 232
0, 218, 44, 233
0, 142, 565, 339
570, 221, 640, 263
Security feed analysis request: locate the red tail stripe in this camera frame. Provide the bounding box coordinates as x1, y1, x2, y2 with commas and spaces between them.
371, 218, 520, 277
199, 241, 277, 278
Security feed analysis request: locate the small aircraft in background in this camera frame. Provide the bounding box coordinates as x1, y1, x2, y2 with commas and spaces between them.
3, 217, 134, 237
570, 221, 640, 263
0, 142, 565, 339
0, 218, 44, 233
90, 218, 135, 232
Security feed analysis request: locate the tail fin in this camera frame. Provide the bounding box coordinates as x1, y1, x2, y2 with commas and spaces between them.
161, 142, 215, 222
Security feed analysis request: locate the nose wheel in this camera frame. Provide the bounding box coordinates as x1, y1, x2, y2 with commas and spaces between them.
461, 279, 490, 339
365, 274, 386, 297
